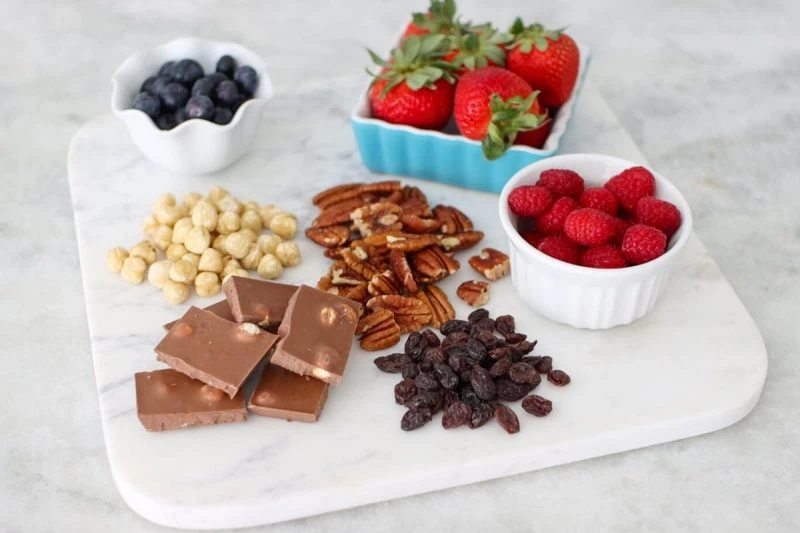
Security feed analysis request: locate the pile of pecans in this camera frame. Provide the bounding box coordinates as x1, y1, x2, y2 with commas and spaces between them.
306, 180, 512, 351
374, 309, 570, 434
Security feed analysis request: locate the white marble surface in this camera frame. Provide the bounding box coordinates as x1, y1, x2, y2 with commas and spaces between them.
2, 1, 799, 532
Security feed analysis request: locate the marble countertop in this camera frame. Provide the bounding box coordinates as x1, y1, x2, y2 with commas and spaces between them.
2, 0, 798, 532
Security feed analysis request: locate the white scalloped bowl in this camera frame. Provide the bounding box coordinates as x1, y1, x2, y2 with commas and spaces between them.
498, 154, 693, 330
111, 37, 272, 175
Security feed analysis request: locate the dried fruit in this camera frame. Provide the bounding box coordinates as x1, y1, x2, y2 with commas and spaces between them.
489, 357, 512, 378
495, 315, 516, 336
434, 363, 459, 390
504, 332, 527, 344
495, 377, 532, 401
374, 353, 412, 373
395, 378, 417, 405
456, 280, 490, 307
404, 331, 426, 358
469, 402, 494, 428
421, 329, 440, 348
468, 308, 489, 324
366, 294, 431, 333
469, 367, 496, 400
442, 400, 472, 429
495, 404, 520, 434
534, 355, 553, 374
441, 319, 471, 335
424, 346, 446, 365
401, 408, 433, 431
474, 316, 496, 332
548, 369, 571, 386
508, 362, 540, 385
402, 364, 420, 379
415, 372, 441, 391
407, 391, 444, 413
357, 309, 401, 351
521, 394, 552, 416
304, 225, 350, 248
414, 285, 455, 328
515, 340, 537, 354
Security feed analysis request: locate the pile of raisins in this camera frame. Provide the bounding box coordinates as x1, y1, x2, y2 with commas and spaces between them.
373, 309, 571, 434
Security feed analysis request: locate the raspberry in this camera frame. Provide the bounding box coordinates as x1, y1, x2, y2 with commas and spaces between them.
579, 187, 618, 216
636, 197, 682, 237
604, 166, 655, 213
520, 231, 544, 249
508, 185, 553, 217
621, 224, 667, 265
563, 208, 616, 246
581, 245, 628, 269
535, 196, 578, 234
538, 235, 581, 264
536, 169, 585, 199
611, 217, 634, 244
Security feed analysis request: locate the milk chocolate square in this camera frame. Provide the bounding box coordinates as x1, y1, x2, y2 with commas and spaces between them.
163, 299, 233, 331
248, 365, 329, 422
270, 285, 361, 385
155, 307, 278, 398
222, 276, 299, 329
135, 369, 247, 432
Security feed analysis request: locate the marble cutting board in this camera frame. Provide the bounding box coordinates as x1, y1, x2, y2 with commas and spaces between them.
67, 81, 767, 530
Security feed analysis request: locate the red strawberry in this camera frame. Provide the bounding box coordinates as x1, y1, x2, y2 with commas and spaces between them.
453, 67, 547, 160
636, 197, 682, 237
563, 208, 616, 246
621, 224, 667, 265
368, 35, 457, 130
538, 235, 581, 264
605, 166, 656, 213
521, 231, 544, 249
445, 25, 508, 73
581, 245, 627, 269
508, 185, 552, 217
515, 114, 552, 149
506, 18, 580, 108
401, 0, 459, 39
536, 196, 578, 234
536, 169, 584, 199
579, 187, 618, 216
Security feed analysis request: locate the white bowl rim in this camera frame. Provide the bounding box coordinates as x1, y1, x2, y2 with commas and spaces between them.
110, 36, 272, 136
350, 31, 591, 156
497, 153, 694, 278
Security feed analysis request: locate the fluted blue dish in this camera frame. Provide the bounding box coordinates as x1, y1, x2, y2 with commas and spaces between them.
351, 41, 590, 193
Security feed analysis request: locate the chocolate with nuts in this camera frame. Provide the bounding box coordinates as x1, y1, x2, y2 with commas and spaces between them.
248, 364, 329, 422
222, 275, 299, 330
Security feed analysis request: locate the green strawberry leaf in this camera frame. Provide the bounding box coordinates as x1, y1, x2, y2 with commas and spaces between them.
367, 49, 389, 67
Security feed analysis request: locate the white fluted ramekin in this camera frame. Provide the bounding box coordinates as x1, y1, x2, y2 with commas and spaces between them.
498, 154, 693, 330
111, 37, 272, 174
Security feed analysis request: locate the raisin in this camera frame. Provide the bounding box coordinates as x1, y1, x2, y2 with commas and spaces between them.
495, 315, 515, 336
508, 362, 539, 385
469, 367, 496, 400
442, 330, 470, 350
475, 329, 503, 350
489, 346, 512, 360
521, 394, 552, 416
407, 391, 443, 412
515, 340, 537, 354
495, 377, 532, 401
374, 353, 412, 373
467, 308, 490, 324
394, 378, 416, 405
421, 328, 441, 348
520, 355, 542, 367
469, 402, 495, 428
465, 337, 488, 364
447, 352, 470, 374
474, 316, 495, 332
404, 331, 424, 357
548, 369, 571, 386
509, 346, 524, 362
535, 355, 553, 374
460, 386, 482, 407
401, 408, 432, 431
418, 357, 433, 371
495, 404, 520, 434
424, 346, 446, 365
442, 400, 472, 429
434, 363, 459, 390
415, 372, 440, 391
489, 357, 512, 378
443, 389, 459, 407
504, 332, 527, 344
401, 363, 420, 379
441, 319, 471, 335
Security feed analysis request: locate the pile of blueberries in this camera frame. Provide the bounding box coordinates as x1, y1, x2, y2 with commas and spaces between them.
131, 55, 259, 130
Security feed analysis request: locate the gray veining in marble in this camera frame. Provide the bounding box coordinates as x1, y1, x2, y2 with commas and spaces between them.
1, 0, 799, 532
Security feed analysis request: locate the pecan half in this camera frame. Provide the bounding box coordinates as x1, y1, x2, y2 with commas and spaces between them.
468, 248, 510, 280
386, 233, 439, 252
324, 246, 346, 260
401, 185, 427, 203
414, 285, 455, 328
433, 205, 473, 234
400, 197, 432, 218
341, 248, 381, 280
368, 270, 403, 296
410, 246, 460, 283
366, 295, 431, 333
357, 309, 401, 351
359, 180, 401, 195
400, 214, 442, 234
313, 197, 364, 227
439, 231, 485, 252
350, 202, 403, 236
317, 274, 334, 291
305, 225, 350, 248
334, 282, 369, 303
389, 250, 418, 293
331, 265, 364, 286
456, 280, 490, 307
312, 183, 363, 209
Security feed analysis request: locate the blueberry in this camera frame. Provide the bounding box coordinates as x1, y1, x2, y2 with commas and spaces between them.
233, 65, 258, 96
212, 107, 233, 125
172, 59, 204, 86
156, 113, 177, 130
158, 60, 176, 79
132, 92, 160, 119
174, 108, 187, 125
214, 80, 241, 109
191, 75, 221, 98
140, 76, 158, 93
159, 82, 189, 112
216, 55, 237, 78
185, 95, 215, 120
209, 72, 228, 83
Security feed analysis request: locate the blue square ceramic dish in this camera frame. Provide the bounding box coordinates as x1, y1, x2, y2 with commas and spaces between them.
351, 41, 591, 194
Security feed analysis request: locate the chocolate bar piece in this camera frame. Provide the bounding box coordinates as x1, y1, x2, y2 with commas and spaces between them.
270, 285, 361, 385
223, 276, 299, 329
163, 299, 233, 331
248, 365, 329, 422
135, 369, 246, 432
155, 306, 278, 398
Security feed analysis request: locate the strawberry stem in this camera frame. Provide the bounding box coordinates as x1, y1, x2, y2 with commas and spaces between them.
482, 92, 547, 160
366, 35, 458, 98
508, 17, 565, 54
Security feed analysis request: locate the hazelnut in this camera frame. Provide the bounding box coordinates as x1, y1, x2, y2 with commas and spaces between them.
240, 210, 263, 233
275, 241, 301, 267
257, 234, 282, 255
153, 193, 176, 210
222, 258, 243, 277
129, 240, 157, 265
224, 231, 250, 259
222, 268, 249, 285
163, 279, 189, 305
147, 260, 171, 288
269, 213, 297, 239
169, 259, 197, 283
198, 248, 223, 273
207, 185, 229, 204
171, 217, 193, 244
238, 322, 261, 336
239, 228, 258, 243
195, 272, 221, 297
216, 211, 240, 235
166, 243, 187, 262
211, 234, 227, 253
154, 203, 182, 226
184, 226, 211, 254
258, 204, 281, 227
120, 256, 146, 284
182, 191, 203, 211
241, 243, 264, 270
191, 200, 218, 231
242, 200, 260, 212
141, 214, 159, 236
181, 253, 200, 268
153, 225, 173, 250
216, 195, 241, 214
106, 247, 128, 273
257, 253, 283, 279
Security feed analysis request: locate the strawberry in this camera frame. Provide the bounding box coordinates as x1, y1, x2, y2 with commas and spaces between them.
621, 224, 667, 265
445, 24, 508, 73
563, 208, 616, 246
367, 35, 457, 130
402, 0, 459, 39
506, 18, 580, 109
453, 67, 547, 160
636, 197, 682, 237
515, 114, 552, 149
604, 166, 656, 213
